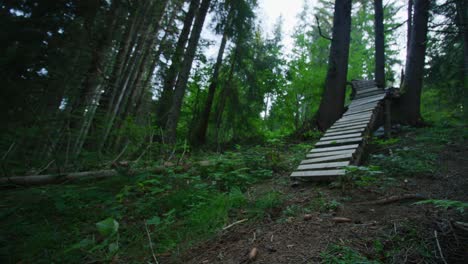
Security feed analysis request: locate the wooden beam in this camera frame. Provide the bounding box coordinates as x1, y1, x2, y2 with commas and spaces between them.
297, 161, 350, 170
307, 149, 356, 158
310, 144, 359, 153
290, 169, 346, 178
324, 128, 365, 136
316, 137, 363, 146
331, 121, 369, 129
321, 133, 362, 141
301, 153, 353, 164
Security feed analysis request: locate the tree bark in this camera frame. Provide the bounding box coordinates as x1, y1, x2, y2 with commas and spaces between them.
399, 0, 430, 125
455, 0, 468, 81
374, 0, 385, 88
98, 0, 149, 152
157, 0, 200, 127
72, 1, 121, 157
406, 0, 413, 70
164, 0, 211, 144
316, 0, 352, 131
193, 27, 229, 145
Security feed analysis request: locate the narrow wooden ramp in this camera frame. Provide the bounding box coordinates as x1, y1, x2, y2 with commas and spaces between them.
290, 80, 386, 180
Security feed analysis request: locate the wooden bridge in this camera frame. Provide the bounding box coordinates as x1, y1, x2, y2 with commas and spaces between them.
291, 80, 388, 180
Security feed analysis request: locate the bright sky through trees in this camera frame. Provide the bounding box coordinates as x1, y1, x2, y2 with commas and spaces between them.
258, 0, 407, 81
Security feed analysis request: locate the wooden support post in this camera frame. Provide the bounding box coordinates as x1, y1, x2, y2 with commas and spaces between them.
384, 98, 391, 138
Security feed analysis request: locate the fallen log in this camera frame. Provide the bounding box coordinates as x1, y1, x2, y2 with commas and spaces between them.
357, 194, 426, 205
0, 170, 119, 186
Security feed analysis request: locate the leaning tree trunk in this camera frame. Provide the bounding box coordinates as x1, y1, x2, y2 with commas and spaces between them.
193, 27, 229, 145
399, 0, 430, 125
71, 1, 121, 157
164, 0, 211, 144
374, 0, 385, 88
315, 0, 352, 131
97, 1, 148, 152
157, 0, 200, 127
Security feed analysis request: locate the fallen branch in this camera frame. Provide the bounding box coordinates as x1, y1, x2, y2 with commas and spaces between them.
434, 230, 448, 264
357, 194, 426, 205
145, 221, 159, 264
222, 218, 248, 231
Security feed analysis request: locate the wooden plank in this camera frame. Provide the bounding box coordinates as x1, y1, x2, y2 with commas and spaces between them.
343, 108, 374, 116
290, 169, 346, 178
307, 149, 356, 158
326, 126, 368, 135
316, 137, 362, 146
335, 116, 370, 125
344, 109, 375, 117
297, 161, 350, 171
352, 93, 384, 101
339, 112, 372, 120
349, 100, 379, 108
331, 121, 369, 129
310, 144, 359, 153
301, 153, 353, 164
355, 85, 376, 90
349, 96, 384, 108
324, 128, 365, 136
321, 133, 362, 141
355, 90, 383, 99
356, 87, 379, 94
354, 93, 385, 102
352, 93, 385, 103
347, 102, 379, 112
327, 124, 368, 133
349, 99, 381, 109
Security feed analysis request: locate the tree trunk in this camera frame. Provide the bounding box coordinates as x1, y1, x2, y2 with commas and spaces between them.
98, 1, 149, 152
399, 0, 430, 125
193, 28, 229, 145
406, 0, 413, 70
112, 0, 170, 149
455, 0, 468, 81
215, 45, 239, 146
374, 0, 385, 88
157, 0, 200, 127
164, 0, 211, 144
316, 0, 352, 131
72, 1, 121, 157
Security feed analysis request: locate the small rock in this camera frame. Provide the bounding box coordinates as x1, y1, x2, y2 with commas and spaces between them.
303, 214, 313, 221
248, 247, 258, 260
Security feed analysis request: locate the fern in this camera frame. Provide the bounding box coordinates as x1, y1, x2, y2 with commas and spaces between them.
415, 199, 468, 213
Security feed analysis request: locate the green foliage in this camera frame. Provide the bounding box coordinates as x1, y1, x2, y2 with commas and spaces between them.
331, 166, 382, 191
415, 199, 468, 213
371, 147, 436, 178
320, 244, 379, 264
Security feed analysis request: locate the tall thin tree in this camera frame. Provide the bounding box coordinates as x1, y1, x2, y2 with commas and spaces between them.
374, 0, 385, 88
399, 0, 430, 125
164, 0, 212, 144
315, 0, 353, 130
157, 0, 200, 127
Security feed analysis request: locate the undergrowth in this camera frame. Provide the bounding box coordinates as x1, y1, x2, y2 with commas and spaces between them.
0, 141, 312, 263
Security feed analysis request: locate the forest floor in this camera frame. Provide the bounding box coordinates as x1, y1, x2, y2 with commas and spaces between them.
1, 123, 467, 263
177, 126, 468, 264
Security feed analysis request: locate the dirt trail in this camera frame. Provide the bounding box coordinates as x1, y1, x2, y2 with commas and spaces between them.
171, 142, 468, 264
